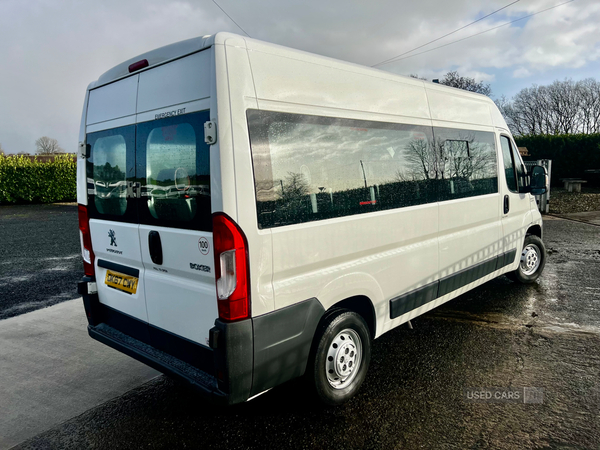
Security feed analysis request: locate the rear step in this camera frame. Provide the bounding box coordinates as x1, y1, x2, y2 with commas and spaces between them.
89, 323, 226, 403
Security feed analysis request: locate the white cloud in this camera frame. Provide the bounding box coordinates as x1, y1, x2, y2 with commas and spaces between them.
513, 67, 531, 79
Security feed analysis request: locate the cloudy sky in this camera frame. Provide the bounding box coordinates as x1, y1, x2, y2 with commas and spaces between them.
1, 0, 598, 154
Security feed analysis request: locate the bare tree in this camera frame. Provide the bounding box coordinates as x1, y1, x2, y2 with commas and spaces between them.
403, 138, 439, 180
0, 143, 4, 155
499, 78, 600, 136
35, 136, 64, 155
281, 171, 310, 201
440, 71, 492, 97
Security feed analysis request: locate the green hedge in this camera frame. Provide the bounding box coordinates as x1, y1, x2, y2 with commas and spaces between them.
0, 154, 77, 204
515, 134, 600, 186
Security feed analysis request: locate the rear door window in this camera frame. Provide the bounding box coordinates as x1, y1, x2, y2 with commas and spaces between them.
136, 110, 212, 231
86, 125, 136, 222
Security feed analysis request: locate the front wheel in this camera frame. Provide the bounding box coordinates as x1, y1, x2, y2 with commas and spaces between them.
308, 309, 371, 406
508, 235, 547, 283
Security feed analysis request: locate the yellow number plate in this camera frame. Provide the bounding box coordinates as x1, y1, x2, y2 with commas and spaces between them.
105, 269, 138, 294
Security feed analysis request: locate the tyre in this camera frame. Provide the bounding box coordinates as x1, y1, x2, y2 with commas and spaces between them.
507, 235, 547, 284
307, 309, 371, 406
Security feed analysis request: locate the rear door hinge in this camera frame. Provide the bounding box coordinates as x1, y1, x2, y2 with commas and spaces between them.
204, 121, 217, 145
78, 141, 86, 159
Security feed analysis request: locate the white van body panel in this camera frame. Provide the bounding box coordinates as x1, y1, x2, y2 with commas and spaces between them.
218, 39, 275, 317
490, 105, 510, 129
86, 76, 139, 126
424, 86, 494, 126
270, 204, 439, 338
137, 51, 211, 114
438, 193, 502, 277
89, 220, 149, 322
86, 115, 137, 134
77, 88, 91, 206
247, 44, 431, 120
139, 224, 217, 345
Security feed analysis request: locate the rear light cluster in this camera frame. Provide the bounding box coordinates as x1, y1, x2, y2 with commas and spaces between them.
212, 213, 250, 322
78, 204, 95, 277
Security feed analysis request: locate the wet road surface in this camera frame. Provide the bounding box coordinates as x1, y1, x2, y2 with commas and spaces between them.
8, 216, 600, 449
0, 204, 82, 320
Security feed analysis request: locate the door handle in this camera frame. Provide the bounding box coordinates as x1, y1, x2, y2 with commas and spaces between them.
504, 195, 510, 214
148, 231, 163, 265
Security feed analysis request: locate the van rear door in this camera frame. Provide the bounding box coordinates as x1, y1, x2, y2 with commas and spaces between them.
134, 50, 218, 347
136, 110, 218, 347
86, 49, 218, 348
86, 77, 149, 323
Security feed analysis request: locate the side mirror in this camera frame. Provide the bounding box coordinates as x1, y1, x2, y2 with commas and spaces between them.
530, 165, 548, 195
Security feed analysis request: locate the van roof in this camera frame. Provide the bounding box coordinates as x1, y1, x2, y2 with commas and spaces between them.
91, 33, 487, 103
88, 32, 505, 128
92, 34, 217, 88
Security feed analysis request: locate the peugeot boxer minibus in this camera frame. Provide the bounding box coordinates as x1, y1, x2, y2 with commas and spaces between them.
77, 32, 548, 405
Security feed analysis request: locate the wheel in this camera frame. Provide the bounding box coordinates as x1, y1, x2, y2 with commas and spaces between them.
308, 309, 371, 406
507, 235, 547, 283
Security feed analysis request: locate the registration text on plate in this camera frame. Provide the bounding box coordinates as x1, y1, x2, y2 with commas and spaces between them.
105, 270, 138, 294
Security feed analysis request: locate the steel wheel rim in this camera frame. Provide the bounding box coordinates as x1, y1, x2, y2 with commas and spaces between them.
520, 243, 541, 276
325, 328, 362, 389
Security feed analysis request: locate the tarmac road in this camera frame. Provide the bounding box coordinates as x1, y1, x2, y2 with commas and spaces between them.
8, 214, 600, 450
0, 203, 82, 320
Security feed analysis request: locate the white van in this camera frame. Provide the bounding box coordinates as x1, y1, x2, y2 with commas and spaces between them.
77, 32, 548, 405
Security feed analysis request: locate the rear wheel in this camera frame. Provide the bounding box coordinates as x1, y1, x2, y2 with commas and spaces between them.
308, 309, 371, 406
508, 235, 547, 283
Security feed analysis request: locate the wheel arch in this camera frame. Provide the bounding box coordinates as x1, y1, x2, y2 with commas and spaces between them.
526, 224, 542, 239
330, 295, 377, 339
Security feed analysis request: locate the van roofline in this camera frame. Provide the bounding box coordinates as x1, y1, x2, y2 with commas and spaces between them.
89, 31, 496, 106
91, 34, 213, 89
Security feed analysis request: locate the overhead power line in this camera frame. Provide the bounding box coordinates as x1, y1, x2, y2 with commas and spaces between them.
374, 0, 576, 67
212, 0, 251, 38
373, 0, 521, 67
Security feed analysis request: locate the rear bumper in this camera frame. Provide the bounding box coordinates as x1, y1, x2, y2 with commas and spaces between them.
88, 321, 228, 404
79, 276, 252, 405
78, 276, 324, 405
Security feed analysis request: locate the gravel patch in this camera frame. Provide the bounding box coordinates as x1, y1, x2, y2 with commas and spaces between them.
549, 188, 600, 214
0, 204, 82, 320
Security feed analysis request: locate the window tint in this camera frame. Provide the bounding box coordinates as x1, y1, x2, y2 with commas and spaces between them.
137, 111, 211, 230
434, 129, 498, 201
86, 125, 134, 218
248, 110, 436, 228
248, 110, 501, 228
500, 136, 518, 192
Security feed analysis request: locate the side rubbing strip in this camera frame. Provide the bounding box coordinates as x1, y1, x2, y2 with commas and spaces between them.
389, 281, 439, 320
438, 257, 498, 297
389, 249, 518, 319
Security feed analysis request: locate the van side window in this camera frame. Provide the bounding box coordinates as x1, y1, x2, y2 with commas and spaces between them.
500, 136, 518, 192
248, 110, 436, 229
435, 129, 498, 201
86, 125, 135, 217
